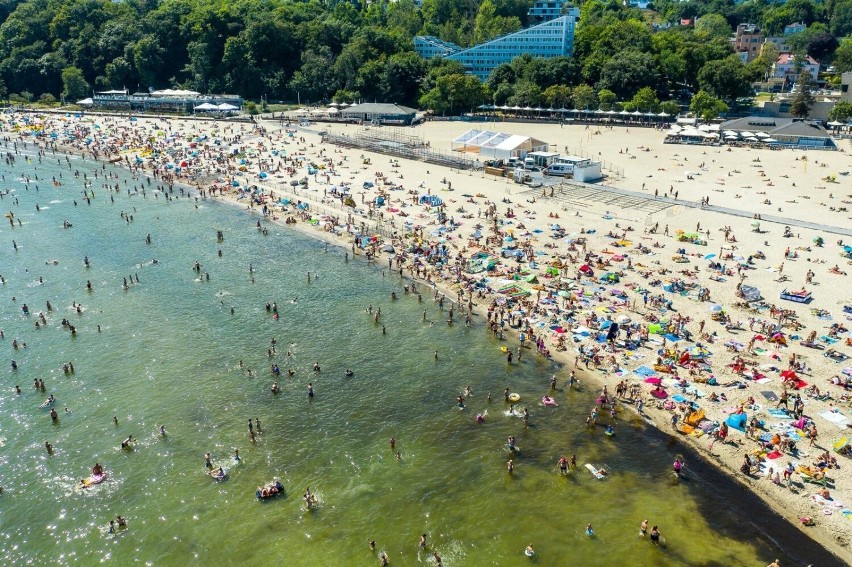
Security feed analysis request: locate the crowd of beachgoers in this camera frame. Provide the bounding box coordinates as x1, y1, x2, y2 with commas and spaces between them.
3, 109, 851, 563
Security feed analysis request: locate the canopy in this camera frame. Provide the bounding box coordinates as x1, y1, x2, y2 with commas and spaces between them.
217, 103, 239, 111
194, 103, 218, 111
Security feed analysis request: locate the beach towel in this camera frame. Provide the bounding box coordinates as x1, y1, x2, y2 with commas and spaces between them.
766, 451, 783, 460
767, 408, 790, 417
761, 391, 779, 402
819, 411, 850, 427
755, 377, 773, 384
635, 366, 655, 377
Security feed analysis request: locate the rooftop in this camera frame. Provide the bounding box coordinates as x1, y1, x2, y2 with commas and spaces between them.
776, 53, 818, 66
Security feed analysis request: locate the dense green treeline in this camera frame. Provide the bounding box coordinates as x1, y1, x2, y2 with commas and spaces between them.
0, 0, 848, 113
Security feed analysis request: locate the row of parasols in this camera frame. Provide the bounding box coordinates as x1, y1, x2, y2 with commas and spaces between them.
193, 103, 240, 112
476, 105, 672, 118
669, 123, 779, 143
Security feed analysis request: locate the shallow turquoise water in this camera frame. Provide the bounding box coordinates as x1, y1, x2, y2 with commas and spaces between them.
0, 142, 830, 566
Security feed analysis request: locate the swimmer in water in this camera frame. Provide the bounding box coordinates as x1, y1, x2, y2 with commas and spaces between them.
585, 523, 594, 536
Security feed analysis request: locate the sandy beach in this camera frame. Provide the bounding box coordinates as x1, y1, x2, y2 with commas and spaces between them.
6, 109, 852, 563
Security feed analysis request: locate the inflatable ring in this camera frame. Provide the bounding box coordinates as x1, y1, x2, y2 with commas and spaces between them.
508, 393, 521, 403
500, 346, 509, 353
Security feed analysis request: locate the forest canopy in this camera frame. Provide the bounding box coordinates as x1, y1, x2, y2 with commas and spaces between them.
0, 0, 846, 112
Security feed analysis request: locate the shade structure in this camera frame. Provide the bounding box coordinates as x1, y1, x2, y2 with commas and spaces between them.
657, 111, 669, 117
217, 103, 239, 111
194, 102, 218, 111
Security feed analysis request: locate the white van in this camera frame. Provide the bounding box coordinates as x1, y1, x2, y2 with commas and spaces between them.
544, 163, 573, 177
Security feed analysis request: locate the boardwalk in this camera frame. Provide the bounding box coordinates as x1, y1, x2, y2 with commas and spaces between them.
519, 181, 852, 237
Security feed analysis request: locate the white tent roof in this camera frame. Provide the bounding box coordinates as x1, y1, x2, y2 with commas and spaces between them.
194, 102, 218, 111
151, 89, 200, 97
217, 103, 238, 111
76, 98, 93, 105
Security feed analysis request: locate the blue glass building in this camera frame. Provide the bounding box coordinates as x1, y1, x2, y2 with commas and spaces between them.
414, 4, 580, 82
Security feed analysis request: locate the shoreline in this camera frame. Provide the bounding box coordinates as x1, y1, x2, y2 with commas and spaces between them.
224, 181, 848, 565
10, 110, 852, 563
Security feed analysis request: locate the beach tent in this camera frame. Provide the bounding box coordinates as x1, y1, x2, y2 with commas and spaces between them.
726, 412, 747, 431
194, 103, 218, 111
217, 103, 239, 111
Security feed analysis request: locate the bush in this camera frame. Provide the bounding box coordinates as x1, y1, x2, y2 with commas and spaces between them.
244, 101, 258, 115
38, 93, 57, 105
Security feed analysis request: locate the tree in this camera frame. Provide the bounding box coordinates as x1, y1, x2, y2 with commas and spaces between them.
689, 90, 728, 120
597, 88, 617, 110
694, 14, 730, 39
596, 49, 660, 100
747, 44, 778, 83
572, 84, 597, 110
789, 72, 815, 117
833, 39, 852, 73
660, 100, 680, 116
473, 0, 521, 44
697, 56, 753, 104
492, 82, 514, 105
630, 86, 660, 112
828, 100, 852, 122
420, 73, 487, 114
38, 92, 56, 105
507, 81, 541, 106
542, 84, 571, 108
830, 0, 852, 37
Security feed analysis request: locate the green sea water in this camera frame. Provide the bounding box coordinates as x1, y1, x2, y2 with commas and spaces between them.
0, 143, 834, 566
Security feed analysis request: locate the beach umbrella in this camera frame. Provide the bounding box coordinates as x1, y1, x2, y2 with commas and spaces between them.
657, 111, 669, 117
704, 253, 716, 259
616, 315, 631, 324
709, 304, 723, 313
755, 132, 770, 138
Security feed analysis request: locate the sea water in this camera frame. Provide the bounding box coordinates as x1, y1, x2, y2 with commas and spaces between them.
0, 146, 831, 566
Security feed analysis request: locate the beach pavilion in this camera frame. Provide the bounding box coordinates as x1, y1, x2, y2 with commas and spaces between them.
718, 117, 837, 150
